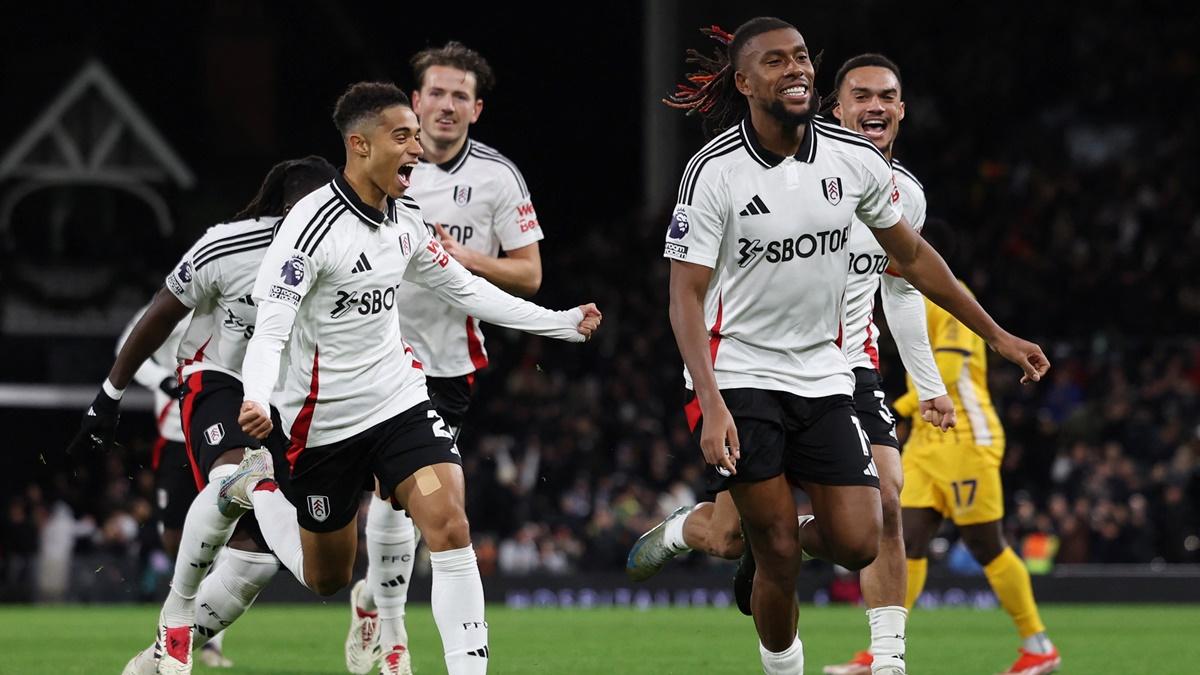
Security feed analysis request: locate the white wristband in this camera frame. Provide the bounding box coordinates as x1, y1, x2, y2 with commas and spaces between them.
102, 379, 126, 400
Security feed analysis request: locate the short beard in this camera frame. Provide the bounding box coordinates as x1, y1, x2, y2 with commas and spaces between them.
765, 90, 818, 130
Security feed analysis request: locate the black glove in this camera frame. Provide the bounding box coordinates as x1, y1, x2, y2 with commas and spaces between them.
68, 389, 122, 453
159, 376, 182, 399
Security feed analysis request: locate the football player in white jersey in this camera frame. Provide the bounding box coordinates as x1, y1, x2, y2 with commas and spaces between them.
72, 156, 338, 675
236, 82, 599, 675
343, 43, 545, 675
630, 18, 1048, 675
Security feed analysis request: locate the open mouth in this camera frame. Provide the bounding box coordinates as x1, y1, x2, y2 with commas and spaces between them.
860, 118, 889, 140
397, 163, 415, 189
780, 82, 810, 103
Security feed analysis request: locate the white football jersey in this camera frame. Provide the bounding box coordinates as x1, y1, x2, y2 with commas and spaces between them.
664, 117, 902, 398
117, 304, 191, 442
843, 160, 927, 370
398, 138, 543, 377
166, 218, 278, 381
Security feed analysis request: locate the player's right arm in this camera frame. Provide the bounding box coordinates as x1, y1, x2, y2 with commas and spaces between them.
70, 245, 206, 452
664, 160, 738, 476
238, 213, 319, 439
669, 260, 739, 475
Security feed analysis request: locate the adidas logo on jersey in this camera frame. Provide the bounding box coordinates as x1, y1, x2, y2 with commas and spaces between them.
739, 195, 771, 216
351, 252, 373, 274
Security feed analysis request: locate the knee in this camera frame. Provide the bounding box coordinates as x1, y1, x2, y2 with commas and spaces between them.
749, 522, 800, 572
880, 489, 903, 542
962, 532, 1006, 566
421, 512, 471, 552
833, 517, 881, 571
308, 569, 351, 597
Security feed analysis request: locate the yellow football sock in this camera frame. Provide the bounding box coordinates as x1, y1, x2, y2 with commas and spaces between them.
983, 547, 1046, 638
904, 557, 927, 610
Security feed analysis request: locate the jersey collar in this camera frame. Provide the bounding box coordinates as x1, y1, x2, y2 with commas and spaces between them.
739, 118, 818, 168
332, 172, 394, 227
421, 137, 472, 174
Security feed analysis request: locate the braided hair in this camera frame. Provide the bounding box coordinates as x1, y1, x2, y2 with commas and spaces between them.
664, 17, 819, 137
231, 155, 337, 221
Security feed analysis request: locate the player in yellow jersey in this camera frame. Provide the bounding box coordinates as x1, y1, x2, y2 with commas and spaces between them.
895, 221, 1060, 675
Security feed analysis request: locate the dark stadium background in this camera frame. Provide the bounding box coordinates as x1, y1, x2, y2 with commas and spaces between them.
2, 0, 1197, 606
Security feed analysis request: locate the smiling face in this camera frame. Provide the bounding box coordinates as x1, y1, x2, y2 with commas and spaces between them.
833, 65, 905, 155
412, 64, 483, 148
734, 27, 817, 127
348, 104, 424, 199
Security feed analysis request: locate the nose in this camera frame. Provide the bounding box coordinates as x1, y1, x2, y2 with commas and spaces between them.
867, 96, 885, 113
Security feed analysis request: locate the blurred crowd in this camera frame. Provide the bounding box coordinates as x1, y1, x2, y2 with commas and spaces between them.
3, 4, 1199, 598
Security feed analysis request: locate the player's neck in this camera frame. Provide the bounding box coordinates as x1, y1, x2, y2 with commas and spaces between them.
748, 107, 807, 158
421, 133, 469, 166
342, 165, 388, 212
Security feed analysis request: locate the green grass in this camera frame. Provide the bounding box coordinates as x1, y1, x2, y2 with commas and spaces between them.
1, 603, 1197, 674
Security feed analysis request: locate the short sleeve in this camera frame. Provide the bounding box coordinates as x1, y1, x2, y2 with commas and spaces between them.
664, 165, 727, 268
898, 180, 927, 233
856, 155, 903, 230
493, 171, 543, 251
252, 212, 321, 311
165, 237, 217, 309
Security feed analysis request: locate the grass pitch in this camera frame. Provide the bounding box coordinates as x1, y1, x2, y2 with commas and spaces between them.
1, 603, 1197, 673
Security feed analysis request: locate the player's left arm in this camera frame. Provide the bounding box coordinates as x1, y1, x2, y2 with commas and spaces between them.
856, 160, 1048, 383
405, 232, 597, 342
880, 274, 955, 430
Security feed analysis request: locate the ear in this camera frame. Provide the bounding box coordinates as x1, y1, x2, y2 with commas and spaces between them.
897, 100, 905, 123
411, 90, 421, 108
347, 131, 371, 158
734, 70, 752, 97
832, 102, 843, 121
471, 98, 483, 124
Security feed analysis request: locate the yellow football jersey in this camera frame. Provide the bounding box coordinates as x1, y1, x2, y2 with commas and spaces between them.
894, 281, 1005, 456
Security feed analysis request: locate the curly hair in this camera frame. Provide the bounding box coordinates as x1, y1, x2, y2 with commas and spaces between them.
332, 81, 411, 136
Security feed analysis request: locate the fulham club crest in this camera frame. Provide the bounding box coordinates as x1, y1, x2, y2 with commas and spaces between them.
399, 232, 412, 256
307, 495, 330, 522
453, 185, 472, 207
821, 177, 843, 206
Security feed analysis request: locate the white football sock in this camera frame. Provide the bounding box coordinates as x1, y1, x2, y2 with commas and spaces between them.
161, 465, 239, 627
431, 546, 488, 675
1022, 631, 1054, 655
249, 486, 307, 589
366, 498, 417, 650
663, 506, 693, 552
759, 636, 804, 675
192, 548, 278, 648
868, 606, 908, 673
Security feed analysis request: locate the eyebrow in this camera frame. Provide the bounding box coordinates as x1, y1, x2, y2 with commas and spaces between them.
850, 86, 899, 95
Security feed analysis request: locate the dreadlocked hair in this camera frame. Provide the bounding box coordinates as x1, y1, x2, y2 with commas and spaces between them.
665, 17, 820, 137
821, 52, 903, 115
232, 155, 337, 221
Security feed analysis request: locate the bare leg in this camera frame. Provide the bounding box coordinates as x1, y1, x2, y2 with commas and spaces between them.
683, 491, 745, 559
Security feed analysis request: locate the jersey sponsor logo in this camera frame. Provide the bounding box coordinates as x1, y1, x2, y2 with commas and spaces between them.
331, 283, 402, 319
204, 423, 225, 445
426, 239, 451, 268
821, 177, 843, 206
890, 174, 901, 204
280, 255, 306, 286
307, 495, 330, 523
222, 308, 255, 339
453, 185, 472, 206
166, 274, 186, 296
736, 225, 851, 268
399, 233, 412, 256
269, 284, 301, 305
849, 252, 890, 275
664, 242, 688, 259
667, 208, 690, 239
516, 202, 539, 233
429, 223, 475, 245
177, 261, 193, 283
